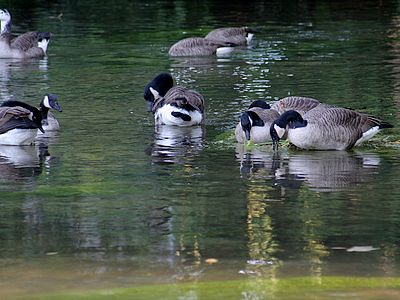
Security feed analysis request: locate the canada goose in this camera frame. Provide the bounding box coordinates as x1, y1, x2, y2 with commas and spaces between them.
168, 37, 235, 57
0, 8, 51, 59
205, 27, 255, 46
270, 96, 329, 116
0, 105, 44, 145
270, 109, 393, 151
144, 72, 205, 126
235, 100, 280, 144
2, 93, 61, 132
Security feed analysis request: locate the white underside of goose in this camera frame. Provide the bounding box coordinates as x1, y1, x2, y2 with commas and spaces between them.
288, 127, 348, 150
0, 128, 38, 145
216, 47, 235, 57
155, 104, 203, 126
354, 126, 380, 146
236, 124, 271, 144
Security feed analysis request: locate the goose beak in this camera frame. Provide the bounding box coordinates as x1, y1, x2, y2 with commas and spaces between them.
54, 103, 62, 112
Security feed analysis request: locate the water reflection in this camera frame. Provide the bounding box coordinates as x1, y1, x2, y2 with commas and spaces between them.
286, 151, 380, 192
235, 144, 281, 179
0, 145, 43, 183
146, 125, 204, 164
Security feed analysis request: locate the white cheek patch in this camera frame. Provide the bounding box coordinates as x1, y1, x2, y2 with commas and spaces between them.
38, 39, 50, 53
274, 124, 286, 138
246, 33, 254, 44
43, 95, 51, 108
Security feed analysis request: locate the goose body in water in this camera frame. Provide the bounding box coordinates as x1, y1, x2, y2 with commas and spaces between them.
270, 108, 393, 150
168, 37, 235, 57
0, 105, 44, 145
1, 93, 62, 133
235, 100, 280, 144
0, 9, 51, 59
144, 73, 205, 126
205, 27, 255, 46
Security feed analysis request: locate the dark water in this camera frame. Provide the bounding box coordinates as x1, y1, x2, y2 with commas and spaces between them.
1, 0, 400, 299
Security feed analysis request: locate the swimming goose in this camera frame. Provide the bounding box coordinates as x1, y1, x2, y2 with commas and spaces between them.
168, 37, 235, 57
270, 96, 330, 116
0, 8, 51, 59
235, 100, 280, 144
0, 105, 44, 145
205, 27, 255, 46
2, 94, 61, 132
144, 72, 205, 126
270, 108, 393, 151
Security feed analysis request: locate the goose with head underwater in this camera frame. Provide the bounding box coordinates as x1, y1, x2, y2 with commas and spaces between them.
0, 8, 51, 59
0, 103, 44, 145
270, 106, 393, 151
235, 100, 280, 144
168, 37, 236, 57
144, 72, 205, 126
205, 27, 256, 46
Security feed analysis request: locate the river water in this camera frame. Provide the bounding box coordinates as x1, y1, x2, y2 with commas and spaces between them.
1, 1, 400, 299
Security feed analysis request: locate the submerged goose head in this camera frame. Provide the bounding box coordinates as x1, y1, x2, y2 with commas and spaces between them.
144, 72, 174, 111
0, 9, 11, 34
270, 110, 307, 149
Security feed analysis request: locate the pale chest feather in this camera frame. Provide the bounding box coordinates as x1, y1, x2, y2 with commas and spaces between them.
155, 104, 203, 126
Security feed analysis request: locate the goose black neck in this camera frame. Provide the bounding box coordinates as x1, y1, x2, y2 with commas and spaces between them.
275, 110, 305, 128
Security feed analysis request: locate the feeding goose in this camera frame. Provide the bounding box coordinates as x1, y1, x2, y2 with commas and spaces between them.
0, 105, 44, 145
2, 93, 61, 132
205, 27, 255, 46
144, 72, 205, 126
235, 100, 280, 144
0, 8, 51, 59
168, 37, 235, 57
270, 108, 393, 151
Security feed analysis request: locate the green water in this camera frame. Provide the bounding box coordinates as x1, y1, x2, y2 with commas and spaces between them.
1, 0, 400, 299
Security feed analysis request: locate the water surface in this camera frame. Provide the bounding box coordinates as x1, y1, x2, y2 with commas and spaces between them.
0, 0, 400, 299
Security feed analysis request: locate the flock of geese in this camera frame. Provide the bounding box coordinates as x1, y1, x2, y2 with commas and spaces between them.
145, 29, 394, 151
0, 8, 394, 152
0, 9, 61, 146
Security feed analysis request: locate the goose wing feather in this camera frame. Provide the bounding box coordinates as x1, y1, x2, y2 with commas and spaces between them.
152, 86, 204, 113
169, 37, 228, 56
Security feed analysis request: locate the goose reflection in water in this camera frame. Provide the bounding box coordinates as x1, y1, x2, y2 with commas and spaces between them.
146, 125, 204, 164
0, 145, 44, 183
0, 131, 59, 184
285, 151, 380, 192
235, 144, 282, 179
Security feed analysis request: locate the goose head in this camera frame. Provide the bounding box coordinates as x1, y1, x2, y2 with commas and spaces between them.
0, 9, 11, 34
270, 110, 306, 150
37, 32, 51, 53
41, 93, 62, 112
144, 72, 174, 111
240, 110, 264, 141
